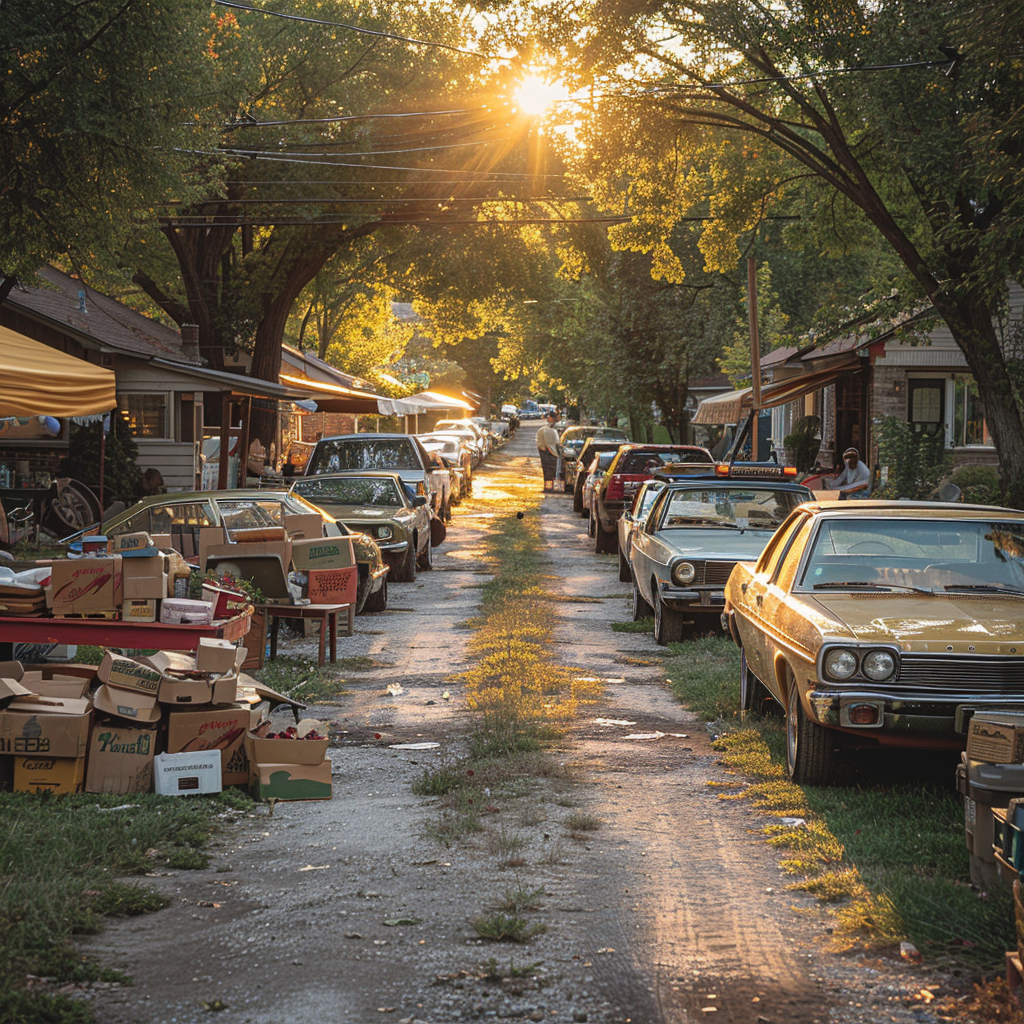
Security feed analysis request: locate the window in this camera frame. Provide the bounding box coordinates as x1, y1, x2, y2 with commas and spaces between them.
952, 375, 991, 447
118, 393, 170, 439
908, 379, 944, 435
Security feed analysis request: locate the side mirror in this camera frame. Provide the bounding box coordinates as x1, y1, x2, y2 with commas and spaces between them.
413, 495, 428, 507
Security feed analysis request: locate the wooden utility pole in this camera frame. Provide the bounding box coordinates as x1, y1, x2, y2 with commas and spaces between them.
747, 257, 761, 462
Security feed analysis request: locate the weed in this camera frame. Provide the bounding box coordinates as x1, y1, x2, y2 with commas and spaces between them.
472, 912, 547, 943
493, 885, 546, 914
412, 759, 468, 797
565, 810, 600, 832
481, 957, 540, 980
538, 840, 568, 865
249, 656, 348, 704
554, 796, 577, 808
488, 828, 527, 861
610, 619, 653, 633
663, 635, 741, 720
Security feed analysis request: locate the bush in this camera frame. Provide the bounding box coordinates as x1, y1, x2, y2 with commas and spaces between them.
783, 415, 821, 472
59, 414, 141, 505
949, 465, 1002, 506
873, 416, 950, 500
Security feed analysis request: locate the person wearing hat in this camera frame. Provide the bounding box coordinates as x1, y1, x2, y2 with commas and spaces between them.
828, 447, 871, 499
536, 411, 561, 491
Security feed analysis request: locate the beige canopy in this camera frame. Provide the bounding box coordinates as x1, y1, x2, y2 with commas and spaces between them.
0, 325, 116, 416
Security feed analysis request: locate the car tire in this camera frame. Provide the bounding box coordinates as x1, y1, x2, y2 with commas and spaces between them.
573, 479, 584, 514
595, 519, 616, 554
563, 479, 572, 493
363, 575, 388, 613
587, 508, 596, 536
442, 496, 451, 522
395, 541, 417, 583
786, 675, 836, 785
418, 536, 434, 571
739, 649, 772, 714
632, 576, 653, 621
618, 547, 631, 582
654, 591, 685, 646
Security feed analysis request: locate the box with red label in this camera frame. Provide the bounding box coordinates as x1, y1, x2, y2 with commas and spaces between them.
201, 584, 248, 620
165, 704, 255, 786
307, 566, 357, 604
47, 556, 122, 615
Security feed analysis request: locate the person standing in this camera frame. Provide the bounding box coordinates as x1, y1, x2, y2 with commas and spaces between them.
536, 411, 561, 492
828, 447, 871, 498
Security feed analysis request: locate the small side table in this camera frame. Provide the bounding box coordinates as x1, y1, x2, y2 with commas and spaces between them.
258, 602, 354, 667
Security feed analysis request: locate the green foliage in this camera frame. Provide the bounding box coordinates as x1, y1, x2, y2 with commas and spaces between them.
664, 634, 742, 721
949, 465, 1001, 506
59, 416, 140, 505
783, 416, 821, 473
873, 416, 951, 500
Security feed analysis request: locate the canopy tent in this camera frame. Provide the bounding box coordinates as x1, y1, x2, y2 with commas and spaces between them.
691, 364, 856, 425
0, 325, 116, 416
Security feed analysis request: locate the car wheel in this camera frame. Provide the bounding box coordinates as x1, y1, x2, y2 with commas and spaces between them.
417, 535, 434, 571
394, 541, 417, 583
654, 591, 685, 646
363, 575, 388, 612
739, 649, 772, 714
442, 496, 451, 522
632, 576, 653, 621
618, 547, 631, 583
563, 479, 572, 493
785, 674, 836, 785
595, 519, 616, 554
587, 508, 596, 536
573, 479, 584, 514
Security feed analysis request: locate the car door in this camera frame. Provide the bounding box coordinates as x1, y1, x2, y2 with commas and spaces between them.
629, 488, 672, 606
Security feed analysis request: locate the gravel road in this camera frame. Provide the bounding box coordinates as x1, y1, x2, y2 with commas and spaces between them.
82, 425, 952, 1024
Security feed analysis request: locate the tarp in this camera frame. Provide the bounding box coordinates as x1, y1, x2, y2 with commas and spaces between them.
691, 365, 858, 425
0, 325, 116, 416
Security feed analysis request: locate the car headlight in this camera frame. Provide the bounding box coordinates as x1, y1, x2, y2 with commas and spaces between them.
862, 649, 896, 681
672, 562, 696, 585
823, 648, 858, 681
377, 526, 393, 540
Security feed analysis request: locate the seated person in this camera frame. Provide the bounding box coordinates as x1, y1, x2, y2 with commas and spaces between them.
828, 447, 871, 499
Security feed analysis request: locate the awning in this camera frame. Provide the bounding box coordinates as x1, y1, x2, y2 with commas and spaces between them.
691, 365, 860, 425
0, 325, 116, 416
406, 390, 476, 412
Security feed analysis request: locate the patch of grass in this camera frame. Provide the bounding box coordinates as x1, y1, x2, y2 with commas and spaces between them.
412, 758, 470, 797
472, 912, 547, 943
663, 634, 741, 720
249, 656, 348, 704
0, 789, 251, 1012
565, 810, 601, 834
493, 885, 546, 914
480, 957, 540, 980
610, 619, 653, 633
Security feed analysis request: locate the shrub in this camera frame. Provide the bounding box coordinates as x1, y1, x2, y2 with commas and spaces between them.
873, 416, 950, 499
949, 464, 1001, 506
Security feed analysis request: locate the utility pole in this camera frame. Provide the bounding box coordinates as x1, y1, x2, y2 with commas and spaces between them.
747, 257, 761, 462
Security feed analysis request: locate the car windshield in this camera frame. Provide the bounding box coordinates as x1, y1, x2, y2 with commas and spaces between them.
216, 499, 286, 535
308, 438, 420, 473
591, 452, 617, 473
658, 487, 804, 530
799, 518, 1024, 592
636, 484, 665, 518
620, 448, 712, 473
293, 476, 403, 507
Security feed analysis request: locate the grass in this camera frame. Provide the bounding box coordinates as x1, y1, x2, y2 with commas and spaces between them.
248, 656, 350, 704
1, 789, 252, 1022
666, 634, 1014, 969
472, 912, 547, 943
611, 619, 653, 633
492, 885, 546, 914
564, 810, 601, 833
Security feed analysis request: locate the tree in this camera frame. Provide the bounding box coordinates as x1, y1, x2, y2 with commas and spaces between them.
538, 0, 1024, 500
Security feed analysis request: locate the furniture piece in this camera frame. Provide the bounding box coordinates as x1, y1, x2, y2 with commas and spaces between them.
258, 602, 354, 667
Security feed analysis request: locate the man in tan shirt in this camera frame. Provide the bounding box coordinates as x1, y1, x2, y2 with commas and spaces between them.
536, 411, 560, 491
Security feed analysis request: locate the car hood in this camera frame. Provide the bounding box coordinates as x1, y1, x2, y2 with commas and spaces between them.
657, 527, 777, 561
805, 593, 1024, 647
318, 504, 404, 520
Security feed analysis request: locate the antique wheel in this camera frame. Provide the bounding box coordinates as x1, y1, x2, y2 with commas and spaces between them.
632, 576, 653, 621
394, 541, 417, 583
595, 519, 617, 554
587, 506, 596, 536
364, 575, 388, 613
786, 675, 836, 785
618, 547, 631, 583
654, 591, 685, 646
417, 535, 434, 571
573, 478, 585, 514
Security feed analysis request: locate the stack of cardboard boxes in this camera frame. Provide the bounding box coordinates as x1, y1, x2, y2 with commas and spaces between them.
246, 719, 333, 802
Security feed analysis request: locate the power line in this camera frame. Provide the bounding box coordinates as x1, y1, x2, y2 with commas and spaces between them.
221, 107, 487, 129
212, 0, 489, 60
161, 196, 593, 206
160, 216, 628, 227
216, 138, 507, 158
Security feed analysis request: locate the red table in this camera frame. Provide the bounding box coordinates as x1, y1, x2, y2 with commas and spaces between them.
258, 602, 354, 666
0, 611, 251, 652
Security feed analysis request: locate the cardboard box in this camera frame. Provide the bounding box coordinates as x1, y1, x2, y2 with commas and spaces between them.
165, 705, 253, 786
111, 531, 158, 557
92, 684, 162, 724
122, 598, 158, 622
48, 556, 122, 615
20, 665, 95, 700
159, 598, 213, 625
307, 566, 357, 605
15, 755, 86, 794
198, 526, 228, 569
290, 536, 355, 571
967, 714, 1024, 765
201, 584, 248, 621
0, 696, 91, 757
122, 554, 168, 600
245, 719, 330, 766
97, 652, 162, 695
283, 512, 324, 541
154, 750, 222, 796
195, 638, 239, 675
85, 720, 157, 794
249, 759, 332, 802
0, 676, 33, 707
158, 673, 236, 707
82, 535, 109, 555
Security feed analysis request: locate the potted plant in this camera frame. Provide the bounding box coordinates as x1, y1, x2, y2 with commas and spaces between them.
783, 416, 821, 472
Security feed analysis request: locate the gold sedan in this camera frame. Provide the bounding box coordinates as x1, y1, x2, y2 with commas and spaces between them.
723, 501, 1024, 785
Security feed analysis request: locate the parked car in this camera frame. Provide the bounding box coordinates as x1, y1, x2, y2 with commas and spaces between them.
591, 444, 714, 553
723, 500, 1024, 785
630, 465, 811, 644
560, 426, 628, 493
583, 451, 618, 535
418, 434, 475, 488
616, 479, 667, 582
88, 489, 389, 613
418, 437, 468, 506
291, 471, 433, 582
435, 419, 491, 456
304, 433, 448, 515
571, 439, 630, 513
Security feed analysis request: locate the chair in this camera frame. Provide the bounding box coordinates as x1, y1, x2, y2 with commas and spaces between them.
0, 500, 35, 550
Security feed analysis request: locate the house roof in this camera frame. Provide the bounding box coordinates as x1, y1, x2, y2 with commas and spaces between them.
280, 345, 380, 394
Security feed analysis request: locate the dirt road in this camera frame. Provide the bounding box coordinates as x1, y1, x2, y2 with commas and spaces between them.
83, 425, 935, 1024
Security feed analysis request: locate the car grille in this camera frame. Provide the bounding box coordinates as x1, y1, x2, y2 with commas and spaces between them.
690, 561, 736, 586
896, 655, 1024, 695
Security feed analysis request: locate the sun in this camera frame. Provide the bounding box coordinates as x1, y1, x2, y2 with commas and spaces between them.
514, 74, 569, 117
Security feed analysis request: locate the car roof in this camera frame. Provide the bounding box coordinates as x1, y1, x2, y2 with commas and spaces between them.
314, 433, 414, 442
293, 470, 404, 481
659, 478, 813, 492
801, 500, 1024, 519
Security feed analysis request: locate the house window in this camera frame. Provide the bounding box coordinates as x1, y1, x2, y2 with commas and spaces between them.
908, 378, 944, 435
119, 393, 169, 439
952, 375, 991, 447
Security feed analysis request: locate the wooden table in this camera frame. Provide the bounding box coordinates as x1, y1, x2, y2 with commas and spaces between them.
258, 602, 354, 667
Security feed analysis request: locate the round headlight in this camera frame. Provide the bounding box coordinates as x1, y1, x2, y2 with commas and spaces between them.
673, 562, 696, 585
862, 650, 896, 681
377, 526, 393, 540
824, 648, 858, 681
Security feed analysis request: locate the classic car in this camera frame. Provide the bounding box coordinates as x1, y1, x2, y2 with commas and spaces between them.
591, 443, 714, 553
87, 489, 389, 613
561, 426, 628, 493
417, 437, 468, 508
426, 427, 486, 467
630, 465, 812, 644
436, 419, 492, 456
304, 433, 449, 514
616, 479, 667, 582
583, 451, 618, 534
291, 471, 434, 582
418, 433, 475, 487
572, 439, 629, 514
723, 501, 1024, 785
